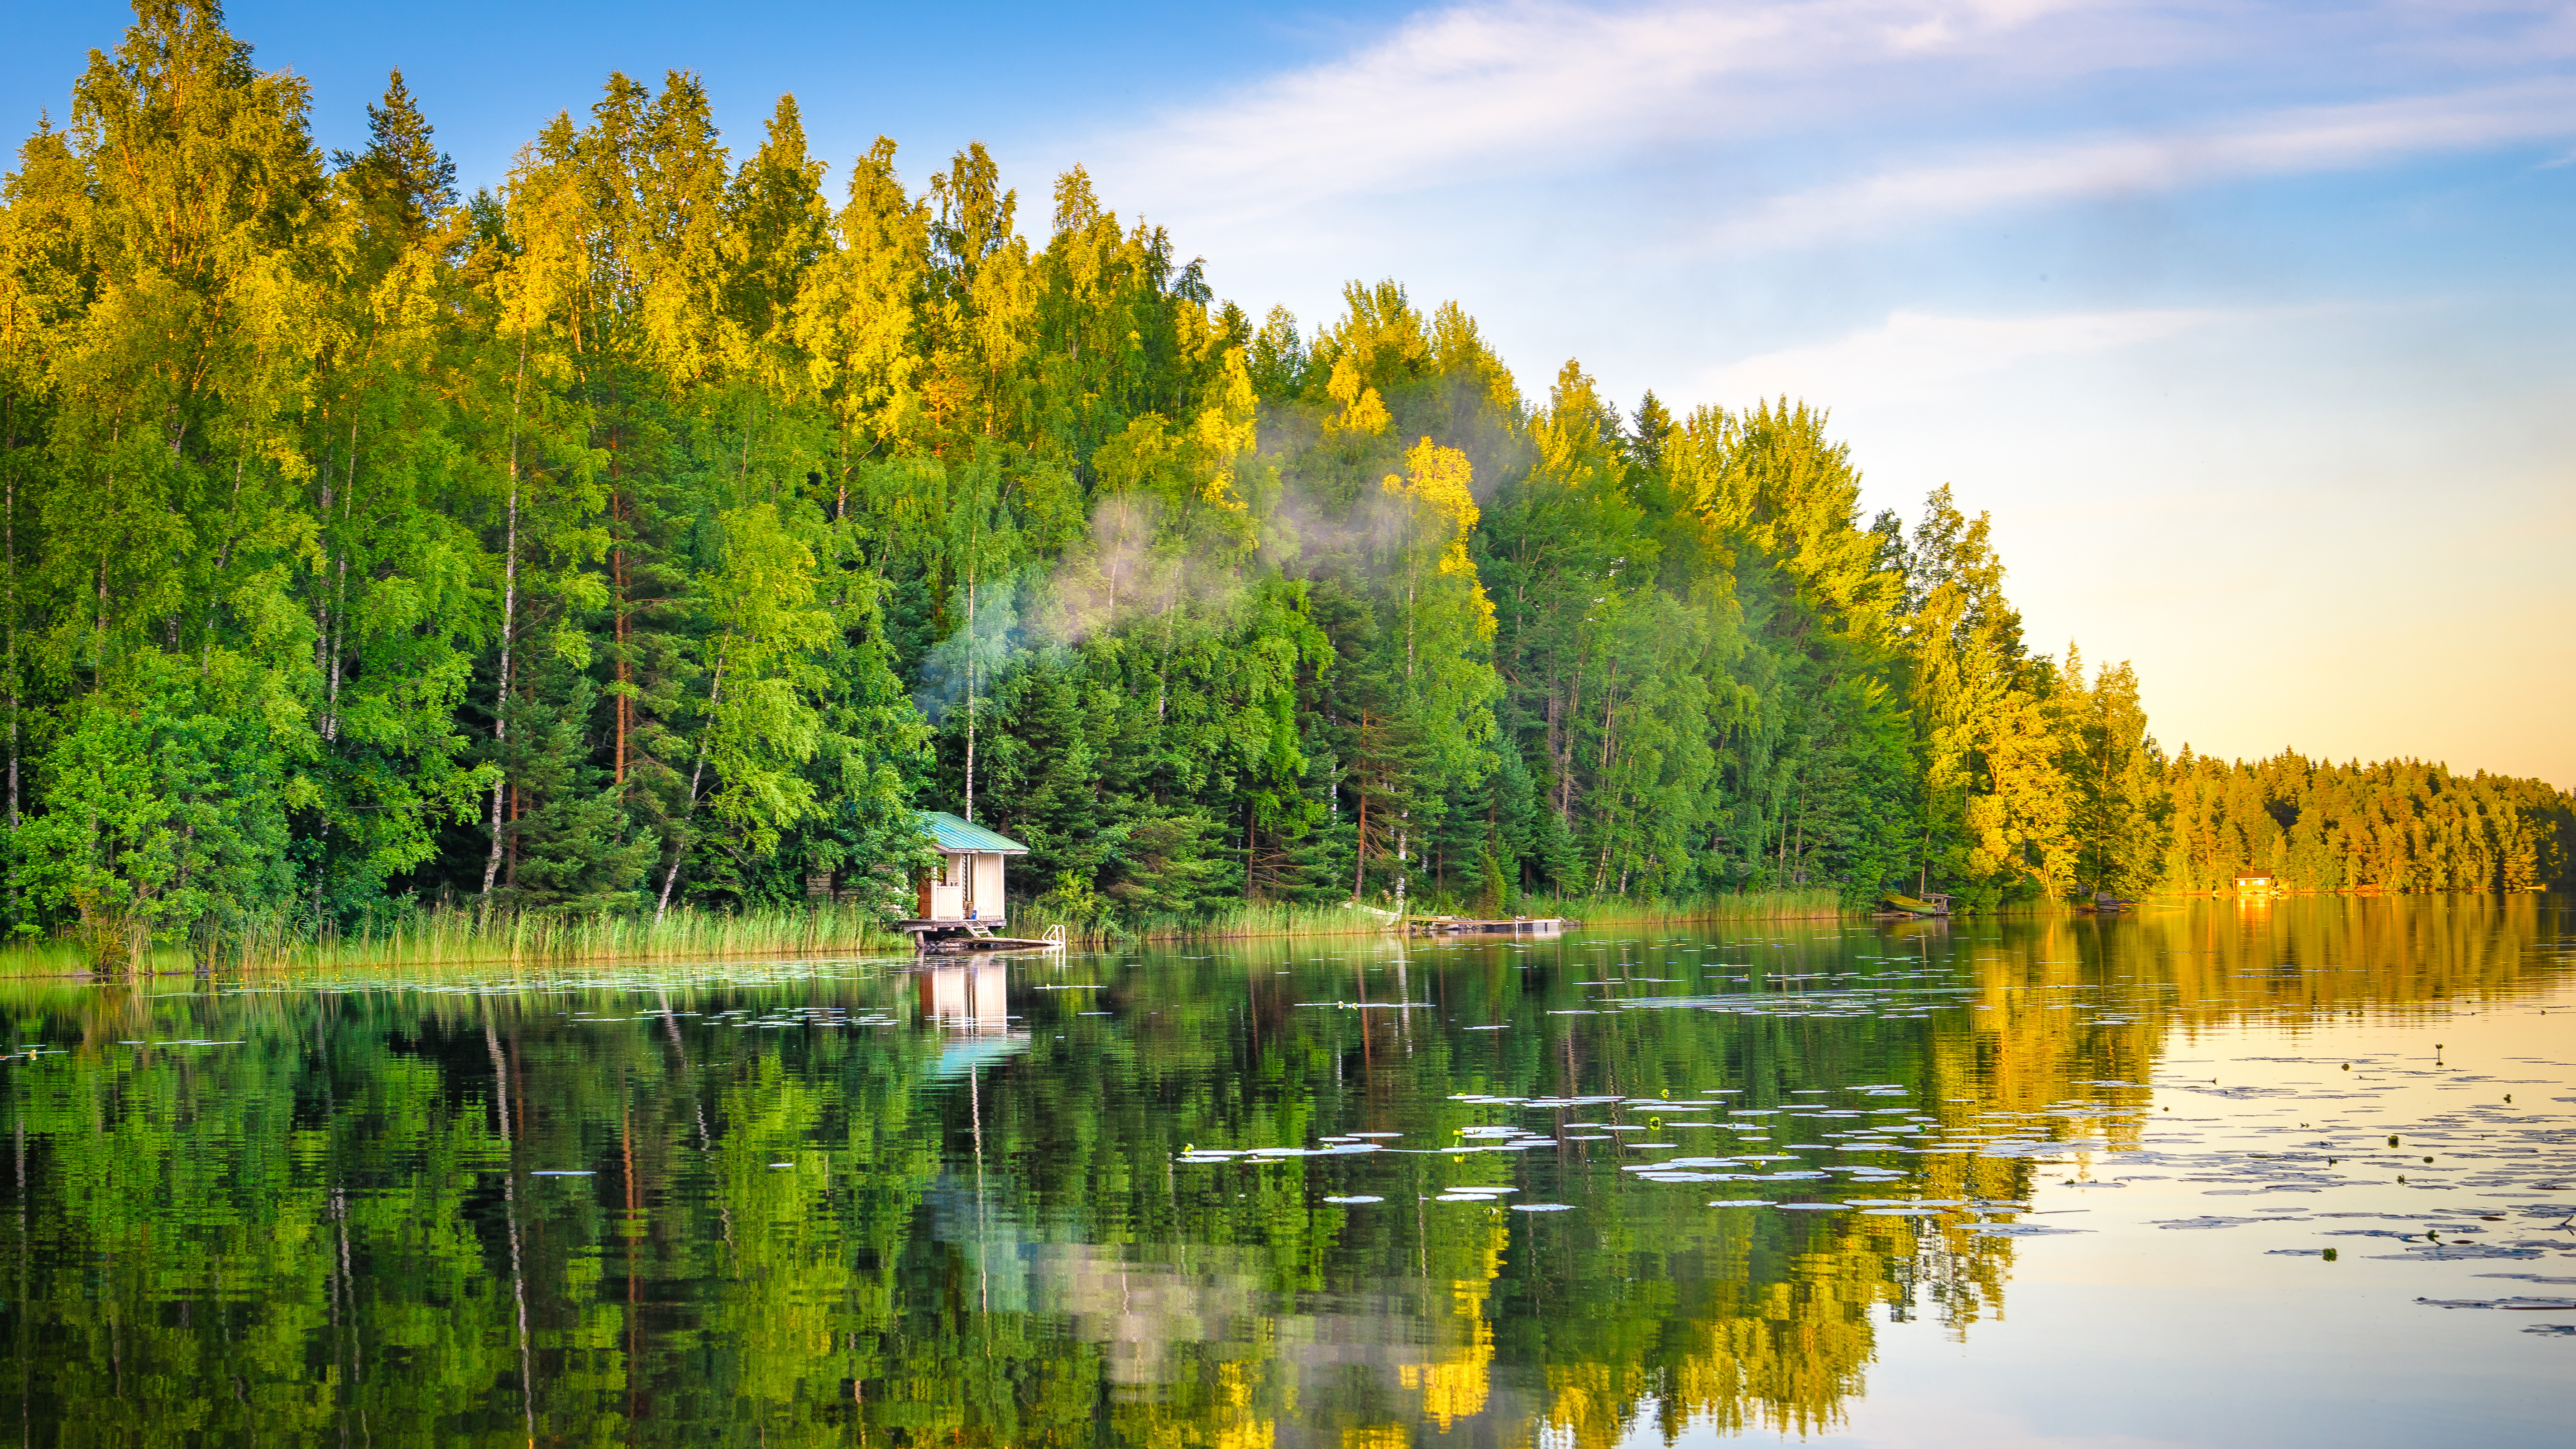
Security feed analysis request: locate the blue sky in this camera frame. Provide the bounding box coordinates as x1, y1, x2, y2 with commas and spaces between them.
10, 1, 2572, 785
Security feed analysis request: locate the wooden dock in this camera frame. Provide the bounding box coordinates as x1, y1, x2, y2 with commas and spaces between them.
897, 921, 1068, 953
1406, 916, 1575, 937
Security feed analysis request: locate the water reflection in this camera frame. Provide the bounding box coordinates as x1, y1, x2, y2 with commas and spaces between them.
0, 896, 2564, 1446
918, 960, 1015, 1037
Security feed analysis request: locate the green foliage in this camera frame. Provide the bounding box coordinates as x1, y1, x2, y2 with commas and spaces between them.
16, 650, 297, 964
0, 4, 2559, 968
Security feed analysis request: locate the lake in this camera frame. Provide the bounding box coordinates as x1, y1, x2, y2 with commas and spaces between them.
1, 895, 2569, 1447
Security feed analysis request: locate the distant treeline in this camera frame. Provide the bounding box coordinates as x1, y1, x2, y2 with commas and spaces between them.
0, 5, 2565, 961
2162, 752, 2566, 895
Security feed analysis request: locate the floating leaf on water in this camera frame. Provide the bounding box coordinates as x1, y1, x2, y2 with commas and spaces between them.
2375, 1243, 2547, 1260
2413, 1296, 2576, 1310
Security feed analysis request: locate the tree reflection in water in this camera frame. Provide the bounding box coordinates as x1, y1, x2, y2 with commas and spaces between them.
0, 895, 2561, 1446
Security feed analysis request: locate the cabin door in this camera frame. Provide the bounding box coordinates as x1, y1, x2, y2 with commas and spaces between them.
926, 853, 967, 920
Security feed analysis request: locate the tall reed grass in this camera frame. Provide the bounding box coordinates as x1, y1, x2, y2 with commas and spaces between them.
1504, 886, 1850, 928
0, 904, 912, 979
1035, 886, 1851, 946
0, 888, 1853, 978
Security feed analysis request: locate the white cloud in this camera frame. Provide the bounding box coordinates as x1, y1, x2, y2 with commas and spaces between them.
1698, 305, 2233, 408
1086, 0, 2107, 225
1083, 0, 2576, 246
1708, 80, 2576, 250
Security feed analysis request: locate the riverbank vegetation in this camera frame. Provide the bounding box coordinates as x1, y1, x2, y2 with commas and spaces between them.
0, 5, 2566, 970
0, 888, 1848, 978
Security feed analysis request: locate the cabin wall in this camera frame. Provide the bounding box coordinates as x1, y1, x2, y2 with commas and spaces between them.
911, 844, 1021, 922
974, 852, 1006, 919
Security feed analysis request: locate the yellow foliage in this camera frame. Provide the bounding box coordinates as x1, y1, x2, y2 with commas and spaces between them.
1088, 355, 1256, 521
1429, 300, 1517, 415
1398, 1214, 1505, 1428
1189, 347, 1259, 510
1325, 352, 1391, 437
1380, 438, 1478, 576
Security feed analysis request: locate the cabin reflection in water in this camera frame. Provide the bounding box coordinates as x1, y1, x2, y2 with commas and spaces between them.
916, 959, 1013, 1036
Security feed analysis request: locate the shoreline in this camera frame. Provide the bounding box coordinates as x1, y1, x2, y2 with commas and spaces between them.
0, 890, 1851, 980
9, 887, 2546, 981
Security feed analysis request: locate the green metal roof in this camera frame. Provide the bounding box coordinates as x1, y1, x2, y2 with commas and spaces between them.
915, 810, 1029, 854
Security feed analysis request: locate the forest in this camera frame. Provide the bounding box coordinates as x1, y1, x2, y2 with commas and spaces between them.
0, 3, 2566, 961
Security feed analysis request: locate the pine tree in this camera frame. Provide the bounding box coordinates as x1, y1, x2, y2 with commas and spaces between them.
331, 68, 456, 242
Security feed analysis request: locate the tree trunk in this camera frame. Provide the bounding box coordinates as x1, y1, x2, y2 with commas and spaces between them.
3, 459, 16, 837
480, 333, 530, 901
612, 490, 628, 788
655, 639, 727, 920
1352, 717, 1369, 901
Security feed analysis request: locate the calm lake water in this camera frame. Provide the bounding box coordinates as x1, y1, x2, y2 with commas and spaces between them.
2, 896, 2571, 1448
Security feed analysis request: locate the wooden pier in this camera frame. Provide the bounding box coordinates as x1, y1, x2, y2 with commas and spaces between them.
1405, 916, 1575, 937
898, 921, 1068, 954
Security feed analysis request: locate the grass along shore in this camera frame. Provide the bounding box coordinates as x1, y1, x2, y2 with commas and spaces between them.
0, 888, 1853, 978
1082, 888, 1850, 945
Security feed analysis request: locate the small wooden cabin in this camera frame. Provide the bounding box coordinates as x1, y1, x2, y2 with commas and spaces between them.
913, 811, 1028, 925
2233, 868, 2277, 896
